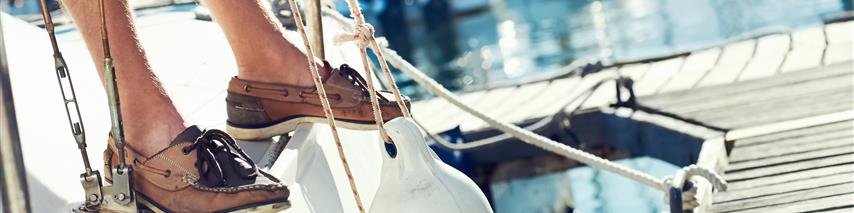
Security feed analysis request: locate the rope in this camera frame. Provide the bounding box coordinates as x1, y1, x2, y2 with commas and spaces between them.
334, 0, 412, 121
285, 0, 366, 212
369, 36, 668, 191
321, 6, 728, 210
324, 8, 668, 192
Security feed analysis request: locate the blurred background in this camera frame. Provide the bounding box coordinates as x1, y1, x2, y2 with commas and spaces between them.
4, 0, 852, 99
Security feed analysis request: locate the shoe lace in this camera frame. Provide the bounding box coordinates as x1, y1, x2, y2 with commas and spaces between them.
181, 129, 258, 187
339, 64, 389, 102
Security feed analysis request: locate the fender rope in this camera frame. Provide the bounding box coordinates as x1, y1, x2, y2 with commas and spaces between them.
322, 8, 727, 211
285, 0, 365, 212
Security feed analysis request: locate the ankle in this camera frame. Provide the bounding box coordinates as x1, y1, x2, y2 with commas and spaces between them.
236, 60, 330, 87
125, 119, 187, 157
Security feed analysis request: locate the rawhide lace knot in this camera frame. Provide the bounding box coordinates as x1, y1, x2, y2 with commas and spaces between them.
182, 129, 258, 187
339, 64, 388, 102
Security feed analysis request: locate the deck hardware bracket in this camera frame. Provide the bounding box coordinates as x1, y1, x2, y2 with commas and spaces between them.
111, 166, 137, 208
79, 171, 104, 209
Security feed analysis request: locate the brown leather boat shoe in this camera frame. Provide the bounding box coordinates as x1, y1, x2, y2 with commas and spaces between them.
104, 126, 290, 213
225, 62, 411, 140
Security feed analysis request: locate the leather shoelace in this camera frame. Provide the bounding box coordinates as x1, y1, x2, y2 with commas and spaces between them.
339, 64, 390, 102
182, 129, 258, 187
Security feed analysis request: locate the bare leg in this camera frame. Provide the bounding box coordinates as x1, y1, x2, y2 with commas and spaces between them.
61, 0, 186, 157
199, 0, 327, 87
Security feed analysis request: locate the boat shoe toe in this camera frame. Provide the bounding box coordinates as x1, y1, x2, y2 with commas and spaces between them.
104, 126, 290, 213
225, 61, 411, 140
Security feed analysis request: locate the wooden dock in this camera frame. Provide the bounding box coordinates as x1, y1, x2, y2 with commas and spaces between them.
710, 119, 853, 212
414, 18, 854, 212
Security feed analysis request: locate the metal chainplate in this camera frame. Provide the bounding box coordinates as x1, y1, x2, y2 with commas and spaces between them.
97, 183, 140, 213
111, 166, 137, 209
79, 171, 104, 208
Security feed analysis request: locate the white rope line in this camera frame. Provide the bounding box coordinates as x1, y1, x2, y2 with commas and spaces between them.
356, 40, 392, 142
331, 4, 390, 143
386, 48, 668, 191
323, 9, 668, 192
334, 0, 412, 120
285, 0, 366, 212
322, 7, 728, 210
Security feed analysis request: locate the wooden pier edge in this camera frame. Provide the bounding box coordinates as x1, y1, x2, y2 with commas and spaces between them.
694, 109, 854, 212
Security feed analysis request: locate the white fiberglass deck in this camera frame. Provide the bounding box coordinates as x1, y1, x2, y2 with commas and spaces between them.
3, 6, 388, 212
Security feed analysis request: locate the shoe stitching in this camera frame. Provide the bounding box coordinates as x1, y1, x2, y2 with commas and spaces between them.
192, 181, 285, 193
157, 154, 199, 181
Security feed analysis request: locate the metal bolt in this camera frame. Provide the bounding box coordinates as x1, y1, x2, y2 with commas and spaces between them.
115, 193, 126, 201
88, 194, 99, 202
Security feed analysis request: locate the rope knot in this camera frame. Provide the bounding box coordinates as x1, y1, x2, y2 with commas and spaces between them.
664, 165, 728, 212
334, 23, 375, 48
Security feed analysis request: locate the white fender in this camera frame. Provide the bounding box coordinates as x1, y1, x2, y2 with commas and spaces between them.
270, 123, 384, 213
270, 124, 346, 213
370, 118, 493, 213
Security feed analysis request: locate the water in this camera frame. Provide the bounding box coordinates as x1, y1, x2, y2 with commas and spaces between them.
491, 157, 679, 213
365, 1, 851, 212
364, 0, 851, 97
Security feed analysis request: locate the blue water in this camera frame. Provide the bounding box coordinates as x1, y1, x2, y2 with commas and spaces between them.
365, 0, 851, 97
491, 157, 680, 213
367, 1, 851, 212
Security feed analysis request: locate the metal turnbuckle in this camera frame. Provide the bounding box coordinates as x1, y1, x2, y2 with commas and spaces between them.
38, 0, 106, 211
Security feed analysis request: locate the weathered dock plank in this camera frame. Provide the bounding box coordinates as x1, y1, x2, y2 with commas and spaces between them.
733, 120, 852, 147
781, 27, 826, 72
579, 79, 616, 108
712, 183, 854, 212
697, 40, 755, 87
634, 57, 684, 96
825, 21, 854, 44
730, 193, 854, 213
823, 42, 853, 65
659, 48, 721, 92
617, 63, 651, 81
492, 80, 551, 123
458, 86, 520, 131
726, 163, 853, 190
725, 153, 854, 181
712, 118, 854, 212
639, 62, 853, 129
413, 91, 490, 133
696, 87, 852, 128
727, 145, 854, 173
521, 76, 582, 119
739, 35, 789, 81
823, 21, 853, 65
729, 125, 854, 162
714, 172, 854, 203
